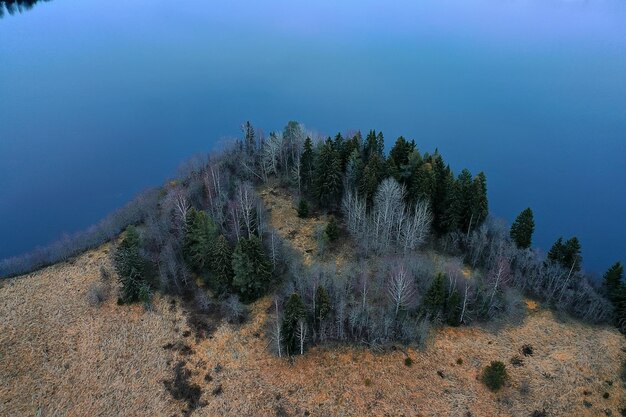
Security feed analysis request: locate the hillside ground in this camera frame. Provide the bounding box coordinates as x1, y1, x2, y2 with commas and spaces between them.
1, 186, 625, 416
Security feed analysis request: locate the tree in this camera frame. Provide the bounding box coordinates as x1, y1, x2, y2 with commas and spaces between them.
208, 235, 233, 294
469, 172, 488, 233
232, 236, 272, 302
423, 273, 446, 319
183, 208, 218, 272
282, 293, 306, 356
325, 216, 339, 242
510, 208, 535, 249
359, 153, 386, 203
440, 171, 461, 233
297, 199, 309, 218
387, 265, 417, 317
300, 137, 314, 191
388, 136, 415, 182
314, 285, 331, 324
314, 138, 342, 209
114, 226, 148, 303
482, 361, 507, 391
548, 236, 582, 272
345, 149, 363, 191
456, 168, 474, 233
603, 261, 624, 302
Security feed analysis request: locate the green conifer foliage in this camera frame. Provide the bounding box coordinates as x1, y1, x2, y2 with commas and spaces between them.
510, 208, 535, 249
232, 236, 272, 302
314, 138, 342, 209
208, 235, 234, 294
325, 216, 339, 242
183, 208, 218, 272
423, 273, 446, 318
114, 225, 147, 303
282, 293, 306, 356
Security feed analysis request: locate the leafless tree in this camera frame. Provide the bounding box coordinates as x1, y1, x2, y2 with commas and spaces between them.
296, 319, 307, 355
235, 181, 258, 239
387, 265, 417, 317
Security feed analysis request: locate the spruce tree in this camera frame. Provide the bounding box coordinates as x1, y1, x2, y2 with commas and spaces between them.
315, 285, 331, 323
232, 236, 272, 302
547, 237, 565, 265
114, 225, 146, 303
410, 161, 434, 205
423, 273, 446, 318
548, 236, 582, 272
359, 152, 386, 203
314, 138, 342, 209
209, 235, 234, 294
325, 216, 339, 242
345, 149, 364, 190
445, 288, 462, 326
469, 172, 488, 231
282, 293, 306, 356
456, 168, 474, 233
300, 137, 314, 191
364, 130, 384, 163
297, 199, 309, 218
602, 262, 624, 302
388, 136, 415, 182
510, 208, 535, 249
440, 172, 461, 234
183, 208, 218, 272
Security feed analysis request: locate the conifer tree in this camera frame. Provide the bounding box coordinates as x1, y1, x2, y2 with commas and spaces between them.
423, 273, 446, 318
510, 208, 535, 249
440, 172, 461, 233
208, 235, 234, 294
297, 199, 309, 218
456, 168, 474, 232
388, 136, 415, 182
469, 171, 488, 231
232, 236, 272, 302
445, 288, 462, 326
314, 285, 331, 323
314, 138, 342, 209
325, 216, 339, 242
410, 161, 434, 205
282, 293, 306, 355
602, 262, 624, 303
300, 137, 314, 191
359, 152, 386, 203
548, 236, 582, 272
363, 130, 384, 163
114, 225, 147, 303
345, 149, 364, 190
183, 208, 218, 272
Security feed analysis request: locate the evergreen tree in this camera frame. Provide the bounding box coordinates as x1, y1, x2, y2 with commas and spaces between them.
208, 235, 234, 294
445, 288, 462, 326
431, 153, 453, 234
314, 285, 331, 323
232, 236, 272, 302
423, 273, 446, 318
456, 168, 474, 233
547, 236, 582, 272
243, 121, 256, 155
325, 216, 339, 242
282, 293, 306, 356
510, 208, 535, 249
300, 137, 314, 191
440, 171, 461, 233
388, 136, 415, 182
314, 138, 342, 209
345, 149, 364, 190
602, 262, 624, 303
183, 208, 218, 272
342, 132, 362, 171
469, 172, 488, 231
363, 130, 384, 163
114, 225, 147, 303
297, 199, 309, 218
359, 152, 386, 203
410, 160, 434, 205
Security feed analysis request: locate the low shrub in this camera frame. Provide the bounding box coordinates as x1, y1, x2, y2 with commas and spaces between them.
404, 357, 413, 367
482, 361, 507, 392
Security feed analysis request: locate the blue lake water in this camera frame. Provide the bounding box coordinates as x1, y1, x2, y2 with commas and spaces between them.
1, 0, 625, 273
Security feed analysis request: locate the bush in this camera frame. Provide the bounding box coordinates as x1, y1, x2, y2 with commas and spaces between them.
482, 361, 507, 391
325, 216, 339, 242
404, 357, 413, 367
297, 200, 309, 218
87, 283, 108, 306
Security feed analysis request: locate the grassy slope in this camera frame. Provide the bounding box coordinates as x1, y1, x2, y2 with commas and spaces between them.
0, 186, 624, 416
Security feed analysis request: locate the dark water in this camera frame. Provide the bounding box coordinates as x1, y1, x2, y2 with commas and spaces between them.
1, 0, 625, 273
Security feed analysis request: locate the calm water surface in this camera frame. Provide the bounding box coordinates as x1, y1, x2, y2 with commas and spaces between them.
1, 0, 625, 272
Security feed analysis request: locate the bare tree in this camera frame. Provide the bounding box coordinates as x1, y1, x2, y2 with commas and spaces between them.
235, 181, 258, 239
387, 265, 417, 317
296, 319, 307, 355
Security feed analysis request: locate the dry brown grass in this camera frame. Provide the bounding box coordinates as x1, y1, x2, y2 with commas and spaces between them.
1, 187, 625, 416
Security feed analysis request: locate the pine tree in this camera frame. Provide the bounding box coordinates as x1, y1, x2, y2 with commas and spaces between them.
297, 199, 309, 218
359, 152, 386, 203
410, 160, 434, 205
314, 138, 342, 209
445, 288, 462, 326
440, 171, 461, 234
243, 121, 256, 155
208, 235, 234, 294
364, 130, 384, 163
602, 262, 624, 303
548, 236, 582, 272
388, 136, 415, 182
325, 216, 339, 242
345, 149, 364, 190
423, 273, 446, 318
510, 208, 535, 249
183, 208, 218, 272
431, 153, 452, 234
456, 168, 474, 233
300, 137, 314, 192
282, 293, 306, 356
114, 225, 146, 303
315, 285, 331, 323
469, 172, 488, 231
232, 236, 272, 302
